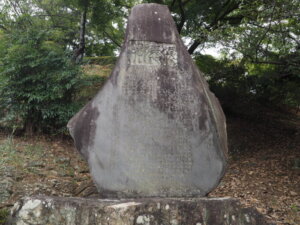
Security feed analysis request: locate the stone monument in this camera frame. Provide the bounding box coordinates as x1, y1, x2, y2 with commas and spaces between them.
68, 3, 227, 198
7, 4, 275, 225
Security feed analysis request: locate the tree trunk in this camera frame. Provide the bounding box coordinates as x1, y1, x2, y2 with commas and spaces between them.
188, 39, 201, 54
73, 3, 88, 63
25, 119, 34, 136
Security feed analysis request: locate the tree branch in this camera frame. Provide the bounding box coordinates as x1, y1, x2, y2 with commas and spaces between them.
33, 14, 73, 18
73, 1, 88, 63
103, 31, 121, 48
170, 0, 176, 10
188, 39, 201, 54
176, 0, 186, 33
248, 21, 300, 45
254, 2, 276, 61
188, 1, 242, 54
0, 24, 8, 31
7, 0, 21, 17
182, 0, 192, 6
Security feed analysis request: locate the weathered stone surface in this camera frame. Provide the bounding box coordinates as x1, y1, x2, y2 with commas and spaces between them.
8, 196, 275, 225
68, 3, 227, 197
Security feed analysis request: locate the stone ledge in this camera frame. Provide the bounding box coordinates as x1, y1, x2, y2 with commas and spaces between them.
7, 196, 275, 225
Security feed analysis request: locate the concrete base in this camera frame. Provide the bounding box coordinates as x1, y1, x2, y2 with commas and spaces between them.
8, 196, 275, 225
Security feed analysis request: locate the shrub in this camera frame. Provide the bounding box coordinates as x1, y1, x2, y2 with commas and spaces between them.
84, 56, 117, 65
0, 28, 82, 134
0, 208, 9, 225
195, 54, 300, 116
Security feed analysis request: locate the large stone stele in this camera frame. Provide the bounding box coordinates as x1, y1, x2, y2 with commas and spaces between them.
68, 3, 228, 198
8, 196, 275, 225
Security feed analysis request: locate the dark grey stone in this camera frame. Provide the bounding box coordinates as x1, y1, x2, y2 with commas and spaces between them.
68, 3, 228, 198
8, 196, 275, 225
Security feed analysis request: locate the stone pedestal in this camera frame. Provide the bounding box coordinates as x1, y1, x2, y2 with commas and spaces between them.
8, 196, 274, 225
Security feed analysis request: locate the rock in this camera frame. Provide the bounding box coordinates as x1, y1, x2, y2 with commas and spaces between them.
8, 196, 275, 225
68, 3, 227, 198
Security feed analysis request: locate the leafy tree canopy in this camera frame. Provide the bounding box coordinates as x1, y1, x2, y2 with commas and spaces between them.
0, 0, 299, 134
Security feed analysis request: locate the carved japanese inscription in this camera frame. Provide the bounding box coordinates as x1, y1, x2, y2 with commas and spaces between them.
68, 3, 228, 198
128, 41, 177, 67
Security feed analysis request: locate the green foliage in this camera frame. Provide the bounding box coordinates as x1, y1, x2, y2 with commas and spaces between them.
290, 204, 299, 213
245, 61, 300, 107
75, 74, 107, 103
0, 135, 44, 172
84, 56, 117, 65
0, 208, 9, 225
0, 27, 83, 134
196, 53, 300, 114
213, 0, 300, 109
195, 54, 251, 113
0, 136, 15, 166
0, 0, 299, 134
85, 42, 116, 57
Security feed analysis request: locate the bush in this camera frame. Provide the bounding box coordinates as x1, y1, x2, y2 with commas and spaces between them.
0, 208, 9, 225
0, 28, 83, 134
195, 54, 253, 115
195, 54, 300, 116
84, 56, 117, 65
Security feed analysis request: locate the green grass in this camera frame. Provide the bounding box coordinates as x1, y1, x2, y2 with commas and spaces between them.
0, 136, 16, 167
290, 204, 299, 212
0, 208, 9, 225
0, 136, 46, 175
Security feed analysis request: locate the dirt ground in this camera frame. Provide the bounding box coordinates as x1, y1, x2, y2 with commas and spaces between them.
0, 114, 299, 225
210, 116, 300, 225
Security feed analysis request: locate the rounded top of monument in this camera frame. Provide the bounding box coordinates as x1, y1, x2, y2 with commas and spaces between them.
126, 3, 177, 44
